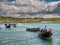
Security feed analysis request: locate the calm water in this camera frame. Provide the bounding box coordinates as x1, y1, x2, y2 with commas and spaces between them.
0, 22, 60, 45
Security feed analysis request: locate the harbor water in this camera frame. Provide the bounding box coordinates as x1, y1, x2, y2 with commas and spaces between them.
0, 22, 60, 45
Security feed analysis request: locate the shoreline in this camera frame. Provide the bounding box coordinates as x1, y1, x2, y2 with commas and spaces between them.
0, 21, 60, 24
0, 17, 60, 23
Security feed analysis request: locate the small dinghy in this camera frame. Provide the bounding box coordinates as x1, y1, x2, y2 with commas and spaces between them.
38, 28, 52, 39
10, 24, 16, 27
26, 27, 40, 32
5, 24, 11, 28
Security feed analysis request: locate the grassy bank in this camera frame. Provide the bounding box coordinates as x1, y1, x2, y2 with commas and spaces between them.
0, 17, 60, 23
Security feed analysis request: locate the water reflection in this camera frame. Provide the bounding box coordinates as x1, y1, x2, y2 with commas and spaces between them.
38, 36, 53, 45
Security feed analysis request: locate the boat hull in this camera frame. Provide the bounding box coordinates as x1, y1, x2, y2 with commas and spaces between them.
38, 31, 52, 38
26, 28, 40, 32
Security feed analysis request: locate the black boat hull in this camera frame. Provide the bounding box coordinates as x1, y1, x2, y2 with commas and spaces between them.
38, 31, 52, 38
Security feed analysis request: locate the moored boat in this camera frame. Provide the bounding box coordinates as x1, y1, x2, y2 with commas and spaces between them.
38, 28, 52, 39
5, 24, 11, 28
10, 24, 16, 27
26, 27, 40, 32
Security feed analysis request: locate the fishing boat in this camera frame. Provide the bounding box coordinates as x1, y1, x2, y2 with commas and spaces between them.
38, 28, 52, 39
26, 27, 40, 32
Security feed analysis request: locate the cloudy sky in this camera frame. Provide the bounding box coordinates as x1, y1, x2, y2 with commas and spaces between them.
0, 0, 60, 18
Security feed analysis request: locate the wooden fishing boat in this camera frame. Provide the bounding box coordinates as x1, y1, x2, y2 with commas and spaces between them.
38, 29, 52, 39
26, 28, 40, 32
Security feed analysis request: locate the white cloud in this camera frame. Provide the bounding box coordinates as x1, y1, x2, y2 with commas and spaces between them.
0, 0, 60, 18
42, 1, 60, 14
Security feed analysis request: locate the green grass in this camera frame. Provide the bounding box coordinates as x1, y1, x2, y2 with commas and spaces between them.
0, 17, 60, 23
